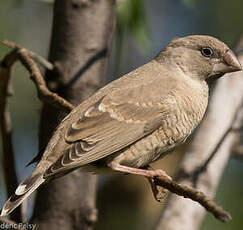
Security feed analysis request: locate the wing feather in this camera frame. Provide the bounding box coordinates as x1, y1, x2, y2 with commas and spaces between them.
44, 86, 174, 178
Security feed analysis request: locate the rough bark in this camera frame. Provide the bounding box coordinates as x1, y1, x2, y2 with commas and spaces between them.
155, 45, 243, 230
32, 1, 115, 230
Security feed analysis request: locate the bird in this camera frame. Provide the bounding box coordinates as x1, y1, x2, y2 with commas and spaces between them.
1, 35, 242, 216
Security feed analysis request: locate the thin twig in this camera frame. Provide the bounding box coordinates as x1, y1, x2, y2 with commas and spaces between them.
2, 40, 54, 71
18, 48, 74, 113
154, 176, 231, 222
2, 40, 74, 113
28, 49, 54, 71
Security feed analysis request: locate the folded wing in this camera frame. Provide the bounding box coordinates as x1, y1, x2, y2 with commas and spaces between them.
44, 86, 173, 178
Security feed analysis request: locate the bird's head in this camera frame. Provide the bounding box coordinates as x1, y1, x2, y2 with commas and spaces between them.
156, 35, 242, 81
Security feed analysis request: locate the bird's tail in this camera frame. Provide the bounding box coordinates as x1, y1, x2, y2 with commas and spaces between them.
1, 173, 45, 217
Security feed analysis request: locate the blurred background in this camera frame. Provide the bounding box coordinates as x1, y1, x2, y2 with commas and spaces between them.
0, 0, 243, 229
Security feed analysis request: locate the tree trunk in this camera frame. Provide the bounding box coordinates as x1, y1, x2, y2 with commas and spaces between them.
32, 1, 115, 229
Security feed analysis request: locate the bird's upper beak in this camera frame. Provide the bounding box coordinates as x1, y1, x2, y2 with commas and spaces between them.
212, 49, 242, 74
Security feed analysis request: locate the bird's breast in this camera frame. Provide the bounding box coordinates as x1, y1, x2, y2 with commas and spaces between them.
159, 88, 208, 144
107, 81, 209, 169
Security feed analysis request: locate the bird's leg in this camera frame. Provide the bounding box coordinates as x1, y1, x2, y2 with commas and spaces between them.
110, 163, 171, 179
109, 163, 171, 180
109, 163, 171, 202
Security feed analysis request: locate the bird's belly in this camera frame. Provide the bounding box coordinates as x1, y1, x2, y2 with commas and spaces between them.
82, 108, 205, 172
109, 124, 191, 169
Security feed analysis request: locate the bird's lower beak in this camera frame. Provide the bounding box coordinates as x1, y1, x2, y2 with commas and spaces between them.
212, 49, 242, 74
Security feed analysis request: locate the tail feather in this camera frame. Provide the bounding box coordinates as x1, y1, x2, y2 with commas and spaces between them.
15, 173, 43, 196
1, 173, 45, 217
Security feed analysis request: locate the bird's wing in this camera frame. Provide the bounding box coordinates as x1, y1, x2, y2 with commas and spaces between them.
44, 84, 176, 178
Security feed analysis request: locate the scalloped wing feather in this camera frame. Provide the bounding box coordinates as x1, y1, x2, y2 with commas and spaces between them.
44, 87, 171, 178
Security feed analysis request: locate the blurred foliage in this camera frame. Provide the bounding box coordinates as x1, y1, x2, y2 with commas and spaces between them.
113, 0, 151, 75
182, 0, 199, 6
116, 0, 150, 52
210, 0, 243, 44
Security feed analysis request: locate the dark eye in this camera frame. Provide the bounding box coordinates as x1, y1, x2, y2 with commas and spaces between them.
201, 47, 214, 57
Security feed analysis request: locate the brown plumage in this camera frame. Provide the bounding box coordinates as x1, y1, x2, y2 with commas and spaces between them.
1, 35, 242, 216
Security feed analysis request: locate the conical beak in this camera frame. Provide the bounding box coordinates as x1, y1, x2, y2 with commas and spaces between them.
212, 49, 242, 74
223, 49, 242, 72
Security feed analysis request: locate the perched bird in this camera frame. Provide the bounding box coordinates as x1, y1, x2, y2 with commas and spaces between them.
1, 35, 241, 216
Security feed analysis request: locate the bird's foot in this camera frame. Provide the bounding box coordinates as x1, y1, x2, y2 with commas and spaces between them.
145, 165, 170, 202
147, 177, 168, 202
109, 163, 171, 202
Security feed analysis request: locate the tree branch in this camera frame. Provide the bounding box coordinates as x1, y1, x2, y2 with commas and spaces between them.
2, 40, 74, 113
154, 176, 231, 222
2, 40, 54, 71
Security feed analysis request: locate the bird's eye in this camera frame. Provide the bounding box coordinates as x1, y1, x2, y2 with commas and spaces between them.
201, 47, 214, 57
